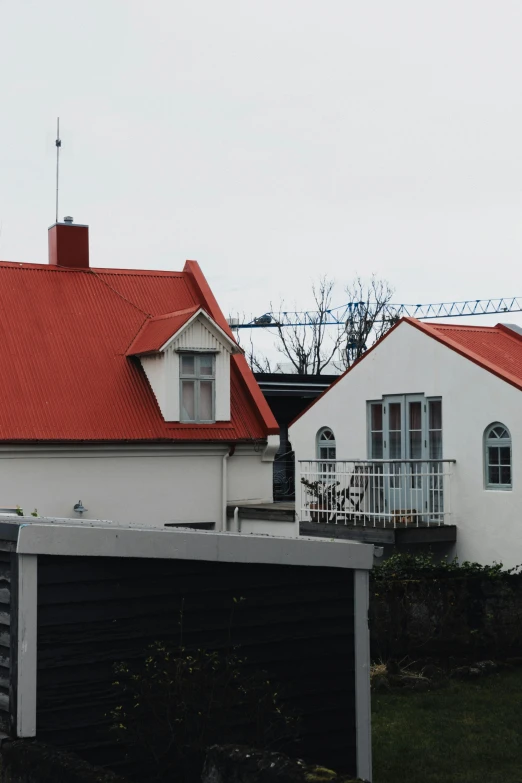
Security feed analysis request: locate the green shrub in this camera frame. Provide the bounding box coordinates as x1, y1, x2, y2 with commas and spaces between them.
371, 552, 520, 582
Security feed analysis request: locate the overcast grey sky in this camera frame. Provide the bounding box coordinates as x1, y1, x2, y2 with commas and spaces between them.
1, 0, 522, 332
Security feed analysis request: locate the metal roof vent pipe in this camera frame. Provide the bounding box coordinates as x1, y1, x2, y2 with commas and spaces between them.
48, 217, 90, 269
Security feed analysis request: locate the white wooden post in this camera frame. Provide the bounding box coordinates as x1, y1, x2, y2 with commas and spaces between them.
354, 568, 372, 782
17, 553, 37, 737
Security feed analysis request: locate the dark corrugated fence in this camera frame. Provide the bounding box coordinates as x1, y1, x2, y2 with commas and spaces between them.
35, 556, 356, 775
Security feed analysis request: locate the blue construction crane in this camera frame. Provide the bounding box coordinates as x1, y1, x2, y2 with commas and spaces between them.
231, 296, 522, 329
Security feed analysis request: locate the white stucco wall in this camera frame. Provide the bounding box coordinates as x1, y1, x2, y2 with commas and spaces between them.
290, 321, 522, 569
0, 443, 273, 528
227, 445, 274, 504
226, 515, 298, 537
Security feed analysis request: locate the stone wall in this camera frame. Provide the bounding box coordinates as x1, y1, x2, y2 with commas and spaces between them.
201, 746, 364, 783
0, 741, 127, 783
370, 573, 522, 661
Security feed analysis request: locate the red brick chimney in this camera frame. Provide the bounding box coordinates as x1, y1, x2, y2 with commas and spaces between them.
48, 217, 89, 269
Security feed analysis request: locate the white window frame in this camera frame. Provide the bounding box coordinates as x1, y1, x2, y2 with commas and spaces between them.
179, 353, 216, 423
366, 396, 442, 460
367, 401, 384, 460
316, 427, 336, 461
484, 422, 512, 491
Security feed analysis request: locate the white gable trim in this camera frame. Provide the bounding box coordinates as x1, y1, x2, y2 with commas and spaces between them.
138, 310, 237, 422
160, 308, 241, 355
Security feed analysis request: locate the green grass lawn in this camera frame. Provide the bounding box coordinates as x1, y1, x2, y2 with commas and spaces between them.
372, 668, 522, 783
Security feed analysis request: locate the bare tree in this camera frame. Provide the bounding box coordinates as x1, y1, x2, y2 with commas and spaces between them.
232, 318, 277, 373
243, 334, 275, 373
339, 275, 396, 369
271, 277, 344, 375
235, 274, 396, 375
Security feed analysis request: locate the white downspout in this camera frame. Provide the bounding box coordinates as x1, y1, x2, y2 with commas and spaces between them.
220, 445, 235, 533
233, 506, 240, 533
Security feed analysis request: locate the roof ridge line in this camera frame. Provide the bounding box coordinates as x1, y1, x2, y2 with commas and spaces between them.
88, 269, 151, 318
148, 305, 201, 322
496, 323, 522, 343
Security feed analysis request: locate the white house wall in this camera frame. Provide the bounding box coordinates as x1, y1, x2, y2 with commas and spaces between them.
227, 445, 274, 505
290, 321, 522, 569
0, 444, 271, 528
140, 355, 166, 415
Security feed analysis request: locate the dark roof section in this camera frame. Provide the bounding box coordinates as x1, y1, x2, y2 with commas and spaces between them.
255, 373, 340, 398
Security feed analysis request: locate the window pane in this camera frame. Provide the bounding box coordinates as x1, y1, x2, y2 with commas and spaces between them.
199, 355, 214, 377
199, 381, 214, 420
390, 463, 401, 488
181, 381, 196, 421
410, 430, 422, 459
181, 355, 195, 376
389, 403, 401, 431
371, 404, 383, 431
500, 447, 511, 465
327, 447, 336, 459
429, 431, 442, 459
489, 465, 500, 484
501, 466, 511, 485
409, 402, 422, 431
320, 428, 334, 441
390, 430, 401, 459
429, 400, 442, 430
371, 432, 383, 459
489, 446, 500, 465
411, 462, 422, 488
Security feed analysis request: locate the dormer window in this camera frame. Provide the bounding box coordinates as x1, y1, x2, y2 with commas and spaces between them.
127, 306, 241, 423
180, 354, 215, 422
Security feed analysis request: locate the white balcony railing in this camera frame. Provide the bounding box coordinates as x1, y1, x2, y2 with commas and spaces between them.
299, 459, 455, 528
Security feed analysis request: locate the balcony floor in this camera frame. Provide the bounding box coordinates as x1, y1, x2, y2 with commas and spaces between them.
299, 519, 457, 545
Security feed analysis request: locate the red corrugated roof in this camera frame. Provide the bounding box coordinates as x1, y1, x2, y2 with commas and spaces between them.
408, 319, 522, 391
126, 307, 201, 356
0, 259, 278, 442
290, 317, 522, 427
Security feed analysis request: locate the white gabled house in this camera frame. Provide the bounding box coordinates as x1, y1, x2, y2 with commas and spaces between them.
0, 220, 290, 535
290, 317, 522, 568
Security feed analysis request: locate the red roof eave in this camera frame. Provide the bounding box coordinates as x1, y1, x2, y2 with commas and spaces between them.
405, 318, 522, 393
183, 260, 279, 436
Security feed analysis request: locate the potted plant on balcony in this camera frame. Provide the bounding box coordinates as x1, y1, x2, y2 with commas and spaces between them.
301, 478, 341, 524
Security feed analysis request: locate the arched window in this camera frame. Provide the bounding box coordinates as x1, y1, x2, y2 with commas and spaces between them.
484, 423, 512, 490
316, 427, 336, 461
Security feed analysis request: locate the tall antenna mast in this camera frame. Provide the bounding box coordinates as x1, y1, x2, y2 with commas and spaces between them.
55, 117, 61, 224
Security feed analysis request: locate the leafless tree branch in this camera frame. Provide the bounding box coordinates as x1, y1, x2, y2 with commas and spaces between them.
271, 277, 344, 374
233, 274, 396, 375
233, 317, 276, 373
337, 275, 396, 370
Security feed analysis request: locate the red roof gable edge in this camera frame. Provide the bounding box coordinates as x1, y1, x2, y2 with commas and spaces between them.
289, 317, 406, 428
183, 261, 279, 436
405, 318, 522, 392
126, 306, 200, 356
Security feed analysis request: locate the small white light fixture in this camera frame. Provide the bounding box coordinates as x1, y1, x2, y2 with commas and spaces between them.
73, 500, 87, 514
